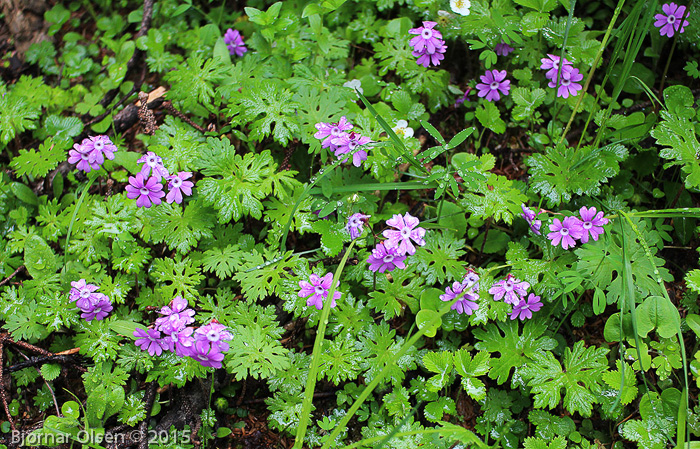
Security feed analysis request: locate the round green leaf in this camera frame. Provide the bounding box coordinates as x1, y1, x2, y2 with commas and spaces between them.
61, 401, 81, 420
416, 309, 441, 338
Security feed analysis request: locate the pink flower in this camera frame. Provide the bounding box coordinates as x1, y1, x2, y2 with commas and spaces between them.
408, 21, 444, 54
510, 294, 543, 321
578, 206, 609, 243
521, 204, 542, 235
495, 41, 514, 56
440, 280, 479, 315
166, 172, 194, 204
331, 132, 371, 167
540, 54, 573, 81
314, 117, 353, 151
547, 216, 584, 250
548, 67, 584, 98
298, 273, 341, 310
382, 213, 426, 256
224, 28, 248, 56
68, 143, 100, 173
125, 173, 165, 208
488, 274, 530, 306
654, 3, 689, 37
137, 151, 169, 182
412, 43, 447, 68
475, 70, 511, 102
367, 243, 407, 273
347, 213, 370, 240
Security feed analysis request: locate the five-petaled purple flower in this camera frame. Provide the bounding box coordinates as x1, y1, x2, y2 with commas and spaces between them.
548, 216, 584, 250
578, 206, 608, 243
367, 243, 407, 273
195, 321, 233, 354
382, 213, 426, 256
521, 204, 542, 235
188, 340, 226, 368
332, 132, 371, 167
298, 273, 342, 310
68, 280, 112, 321
540, 54, 573, 81
126, 173, 165, 208
475, 70, 511, 102
510, 294, 543, 321
68, 135, 118, 173
134, 328, 167, 356
489, 274, 530, 306
137, 151, 169, 182
440, 278, 479, 315
166, 172, 194, 204
495, 41, 514, 56
69, 279, 99, 305
347, 213, 370, 240
409, 21, 447, 68
155, 296, 196, 335
548, 67, 584, 98
224, 28, 248, 57
81, 295, 113, 321
314, 117, 353, 152
654, 3, 689, 37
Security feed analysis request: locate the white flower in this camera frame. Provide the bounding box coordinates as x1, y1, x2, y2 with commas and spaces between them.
392, 120, 414, 139
450, 0, 471, 15
343, 79, 364, 95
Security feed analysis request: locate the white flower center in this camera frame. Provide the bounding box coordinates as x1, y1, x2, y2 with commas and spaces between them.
422, 29, 433, 40
521, 303, 530, 310
171, 178, 182, 188
349, 141, 357, 150
314, 286, 325, 295
401, 228, 410, 237
206, 330, 219, 342
668, 15, 676, 23
504, 282, 514, 291
94, 140, 104, 150
583, 221, 592, 229
81, 152, 90, 160
490, 82, 499, 89
140, 188, 150, 196
561, 228, 569, 235
562, 79, 571, 86
80, 289, 90, 298
553, 60, 560, 69
383, 255, 394, 263
148, 157, 157, 166
331, 126, 341, 135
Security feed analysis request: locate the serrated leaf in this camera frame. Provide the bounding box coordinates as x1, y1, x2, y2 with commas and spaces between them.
40, 363, 61, 381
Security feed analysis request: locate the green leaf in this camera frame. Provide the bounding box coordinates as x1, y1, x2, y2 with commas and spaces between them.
226, 324, 290, 380
61, 401, 81, 420
109, 320, 141, 338
141, 200, 215, 253
11, 182, 39, 205
11, 140, 65, 178
512, 87, 546, 121
416, 309, 441, 338
423, 351, 453, 391
453, 350, 490, 400
475, 101, 506, 134
40, 363, 61, 382
24, 235, 57, 279
602, 361, 638, 405
636, 295, 681, 339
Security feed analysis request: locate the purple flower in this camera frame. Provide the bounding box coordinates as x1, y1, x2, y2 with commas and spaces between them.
654, 3, 689, 37
134, 327, 167, 356
454, 87, 472, 107
137, 151, 169, 182
475, 70, 511, 102
314, 117, 353, 151
510, 294, 543, 321
166, 172, 194, 204
440, 281, 479, 315
521, 204, 542, 235
69, 279, 99, 304
195, 321, 233, 353
367, 243, 407, 273
298, 273, 342, 310
83, 135, 118, 163
540, 54, 573, 81
188, 340, 225, 368
462, 271, 480, 290
155, 296, 196, 335
68, 143, 101, 173
408, 21, 444, 54
488, 274, 530, 306
224, 28, 247, 57
382, 213, 426, 256
412, 43, 447, 68
578, 206, 609, 243
547, 216, 584, 250
80, 295, 113, 321
331, 132, 371, 167
495, 41, 514, 56
548, 67, 584, 98
347, 213, 370, 240
125, 173, 165, 208
162, 326, 194, 353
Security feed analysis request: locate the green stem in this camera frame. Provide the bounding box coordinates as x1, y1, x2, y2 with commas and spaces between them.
64, 175, 98, 264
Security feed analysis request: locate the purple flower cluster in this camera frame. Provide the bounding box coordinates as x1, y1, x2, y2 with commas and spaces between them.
476, 70, 511, 102
314, 117, 372, 167
69, 279, 113, 321
540, 54, 583, 99
68, 135, 118, 173
346, 213, 370, 240
408, 21, 447, 68
495, 41, 514, 57
440, 271, 480, 315
133, 296, 232, 369
521, 204, 543, 235
367, 212, 426, 273
654, 3, 689, 37
126, 151, 193, 208
298, 273, 342, 310
224, 28, 247, 57
488, 274, 542, 321
547, 206, 609, 250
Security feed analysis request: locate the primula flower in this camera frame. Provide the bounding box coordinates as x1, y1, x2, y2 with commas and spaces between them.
495, 41, 514, 56
331, 132, 371, 167
69, 279, 99, 304
440, 281, 479, 315
195, 321, 234, 353
298, 273, 342, 310
189, 340, 226, 368
81, 295, 113, 321
171, 327, 195, 357
68, 144, 101, 173
547, 216, 584, 250
155, 296, 196, 335
578, 206, 609, 243
84, 135, 117, 162
412, 43, 447, 68
367, 243, 407, 273
166, 172, 194, 204
540, 54, 573, 81
475, 70, 511, 102
125, 173, 165, 208
224, 28, 247, 56
392, 120, 414, 139
137, 151, 169, 181
382, 212, 426, 256
462, 271, 480, 290
510, 294, 543, 321
489, 274, 530, 306
654, 3, 689, 37
449, 0, 471, 15
409, 22, 447, 68
548, 67, 584, 98
134, 328, 167, 356
454, 87, 472, 107
347, 213, 370, 240
521, 204, 542, 235
314, 117, 353, 151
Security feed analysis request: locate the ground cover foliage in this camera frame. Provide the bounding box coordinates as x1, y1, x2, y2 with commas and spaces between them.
0, 0, 700, 447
